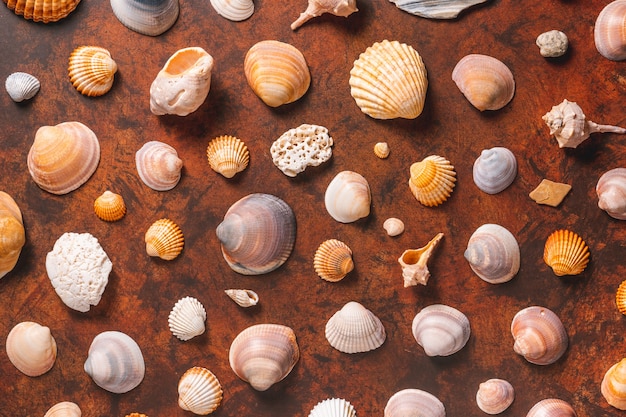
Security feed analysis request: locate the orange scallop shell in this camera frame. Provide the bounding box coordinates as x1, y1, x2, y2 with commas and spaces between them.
543, 229, 590, 276
3, 0, 81, 22
94, 190, 126, 222
145, 218, 184, 261
408, 155, 456, 207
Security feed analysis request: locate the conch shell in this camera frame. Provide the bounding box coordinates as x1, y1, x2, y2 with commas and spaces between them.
135, 141, 183, 191
398, 232, 443, 287
595, 0, 626, 61
145, 218, 184, 261
408, 155, 456, 206
178, 366, 223, 414
68, 46, 117, 97
291, 0, 358, 30
384, 389, 445, 417
44, 402, 81, 417
94, 190, 126, 222
325, 301, 386, 354
0, 191, 25, 279
3, 0, 81, 22
309, 398, 356, 417
412, 304, 470, 357
602, 358, 626, 410
472, 147, 517, 194
6, 321, 57, 377
313, 239, 354, 282
596, 168, 626, 220
476, 379, 514, 414
543, 229, 589, 276
510, 306, 568, 365
110, 0, 179, 36
526, 399, 576, 417
452, 54, 514, 111
464, 223, 520, 284
324, 171, 371, 223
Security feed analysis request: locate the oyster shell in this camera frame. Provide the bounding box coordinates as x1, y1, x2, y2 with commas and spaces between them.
5, 72, 40, 102
595, 0, 626, 61
384, 388, 445, 417
6, 321, 57, 377
291, 0, 357, 30
309, 398, 356, 417
145, 218, 184, 261
4, 0, 81, 22
389, 0, 487, 19
398, 232, 444, 287
412, 304, 470, 357
210, 0, 254, 21
476, 379, 514, 414
270, 124, 334, 177
44, 402, 82, 417
178, 366, 223, 414
94, 190, 126, 222
510, 306, 568, 365
68, 46, 117, 97
324, 171, 371, 223
383, 217, 404, 237
543, 229, 589, 276
0, 191, 26, 279
596, 168, 626, 220
168, 296, 206, 341
602, 358, 626, 410
206, 135, 249, 179
135, 141, 183, 191
472, 147, 517, 194
110, 0, 179, 36
224, 289, 259, 307
374, 142, 390, 159
313, 239, 354, 282
464, 223, 520, 284
452, 54, 515, 111
408, 155, 456, 207
526, 399, 576, 417
325, 301, 386, 354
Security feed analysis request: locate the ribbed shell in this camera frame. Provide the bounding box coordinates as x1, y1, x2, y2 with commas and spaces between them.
4, 0, 81, 22
472, 147, 517, 194
291, 0, 358, 30
452, 54, 515, 111
373, 142, 390, 159
384, 389, 446, 417
476, 379, 514, 414
526, 399, 576, 417
206, 135, 249, 178
110, 0, 179, 36
5, 72, 40, 102
135, 141, 183, 191
94, 190, 126, 222
224, 289, 259, 307
178, 366, 223, 414
313, 239, 354, 282
349, 40, 428, 119
68, 46, 117, 97
0, 191, 25, 279
210, 0, 253, 21
596, 168, 626, 220
168, 296, 206, 341
6, 321, 57, 377
602, 358, 626, 410
595, 0, 626, 61
44, 402, 82, 417
324, 171, 371, 223
412, 304, 470, 356
616, 280, 626, 315
309, 398, 356, 417
408, 155, 456, 206
510, 306, 568, 365
543, 229, 589, 276
464, 223, 520, 284
145, 218, 184, 261
325, 301, 386, 354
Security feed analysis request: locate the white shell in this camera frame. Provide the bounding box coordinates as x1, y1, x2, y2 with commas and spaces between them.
178, 366, 223, 415
383, 217, 404, 236
472, 147, 517, 194
210, 0, 254, 21
325, 301, 386, 354
110, 0, 180, 36
135, 141, 183, 191
412, 304, 470, 356
389, 0, 488, 19
5, 72, 40, 102
597, 168, 626, 220
309, 398, 356, 417
464, 224, 520, 284
44, 402, 82, 417
225, 289, 259, 307
270, 124, 334, 177
384, 388, 446, 417
476, 379, 514, 414
6, 321, 57, 377
168, 296, 207, 341
324, 171, 371, 223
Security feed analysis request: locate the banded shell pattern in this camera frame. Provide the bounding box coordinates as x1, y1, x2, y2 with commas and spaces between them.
596, 168, 626, 220
464, 223, 520, 284
0, 191, 26, 279
6, 321, 57, 377
110, 0, 179, 36
309, 398, 356, 417
44, 402, 82, 417
324, 170, 371, 223
224, 289, 259, 307
210, 0, 254, 21
452, 54, 515, 111
4, 0, 81, 22
325, 301, 386, 354
595, 0, 626, 61
168, 296, 206, 341
206, 135, 249, 178
526, 399, 576, 417
94, 190, 126, 221
412, 304, 470, 356
384, 388, 446, 417
472, 147, 517, 194
178, 366, 223, 414
68, 46, 117, 97
511, 306, 568, 365
5, 72, 40, 102
601, 358, 626, 410
408, 155, 456, 206
145, 218, 184, 261
476, 379, 515, 414
543, 229, 589, 276
313, 239, 354, 282
135, 141, 183, 191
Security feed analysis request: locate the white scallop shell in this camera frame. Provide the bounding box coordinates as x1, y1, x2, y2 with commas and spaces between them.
178, 366, 223, 415
5, 72, 40, 102
110, 0, 180, 36
309, 398, 356, 417
412, 304, 470, 356
384, 388, 446, 417
325, 301, 386, 354
472, 147, 517, 194
168, 296, 207, 341
324, 171, 371, 223
210, 0, 254, 21
464, 223, 520, 284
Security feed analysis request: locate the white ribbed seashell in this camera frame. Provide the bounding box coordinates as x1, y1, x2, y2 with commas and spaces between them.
44, 401, 82, 417
464, 223, 520, 284
452, 54, 515, 111
6, 321, 57, 377
597, 168, 626, 220
168, 297, 207, 341
595, 0, 626, 61
135, 141, 183, 191
110, 0, 179, 36
389, 0, 487, 19
224, 289, 259, 307
210, 0, 253, 21
476, 379, 514, 414
383, 217, 404, 236
324, 171, 371, 223
384, 388, 446, 417
309, 398, 356, 417
5, 72, 40, 102
472, 147, 517, 194
526, 399, 576, 417
178, 366, 223, 415
412, 304, 470, 356
325, 301, 386, 354
511, 306, 568, 366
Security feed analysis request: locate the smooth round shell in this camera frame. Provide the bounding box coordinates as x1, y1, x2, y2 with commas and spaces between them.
0, 191, 26, 279
4, 0, 81, 22
135, 141, 183, 191
511, 306, 568, 365
313, 239, 354, 282
383, 217, 404, 237
596, 168, 626, 220
5, 72, 40, 102
543, 229, 589, 276
325, 301, 386, 354
374, 142, 390, 159
324, 171, 371, 223
44, 402, 82, 417
110, 0, 179, 36
94, 190, 126, 222
472, 147, 517, 194
476, 379, 514, 414
210, 0, 253, 21
595, 0, 626, 61
464, 223, 520, 284
178, 366, 223, 414
602, 358, 626, 410
145, 218, 184, 261
6, 321, 57, 377
168, 296, 206, 341
68, 46, 117, 97
526, 399, 576, 417
207, 135, 249, 178
409, 155, 456, 206
309, 398, 356, 417
452, 54, 515, 111
384, 388, 446, 417
412, 304, 470, 356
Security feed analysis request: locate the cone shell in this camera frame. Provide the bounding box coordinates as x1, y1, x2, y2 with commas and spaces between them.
210, 0, 253, 21
510, 306, 568, 365
178, 366, 223, 415
94, 190, 126, 222
602, 358, 626, 410
374, 142, 390, 159
325, 301, 386, 354
135, 141, 183, 191
412, 304, 470, 356
616, 280, 626, 315
464, 223, 520, 284
0, 191, 26, 279
28, 121, 100, 195
313, 239, 354, 282
309, 398, 356, 417
383, 217, 404, 237
324, 171, 371, 223
168, 296, 206, 341
476, 379, 514, 414
6, 321, 57, 377
216, 193, 296, 275
68, 46, 117, 97
384, 389, 446, 417
452, 54, 515, 111
596, 168, 626, 220
110, 0, 179, 36
595, 0, 626, 61
206, 135, 249, 178
244, 40, 311, 107
145, 218, 184, 261
224, 289, 259, 307
543, 229, 589, 276
44, 402, 81, 417
5, 72, 40, 102
350, 40, 428, 119
408, 155, 456, 207
229, 323, 300, 391
4, 0, 81, 22
526, 399, 576, 417
472, 147, 517, 194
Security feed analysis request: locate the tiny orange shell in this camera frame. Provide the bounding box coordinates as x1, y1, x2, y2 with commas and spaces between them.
94, 190, 126, 222
617, 280, 626, 315
313, 239, 354, 282
373, 142, 390, 159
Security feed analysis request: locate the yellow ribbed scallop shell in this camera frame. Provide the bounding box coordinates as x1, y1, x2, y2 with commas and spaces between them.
373, 142, 390, 159
616, 280, 626, 315
68, 46, 117, 97
313, 239, 354, 282
206, 135, 250, 178
543, 229, 590, 276
408, 155, 456, 207
4, 0, 81, 22
145, 218, 184, 261
94, 190, 126, 222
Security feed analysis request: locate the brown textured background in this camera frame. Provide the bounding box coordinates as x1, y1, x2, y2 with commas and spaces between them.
1, 0, 626, 416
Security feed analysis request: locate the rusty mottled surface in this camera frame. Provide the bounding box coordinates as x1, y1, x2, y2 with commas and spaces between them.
1, 0, 626, 416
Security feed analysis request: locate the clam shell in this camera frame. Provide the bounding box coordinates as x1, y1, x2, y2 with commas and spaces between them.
44, 402, 82, 417
349, 40, 428, 119
616, 280, 626, 315
94, 190, 126, 222
28, 121, 100, 195
216, 193, 296, 275
206, 135, 249, 178
0, 191, 26, 279
472, 147, 517, 194
145, 218, 184, 261
5, 72, 40, 102
452, 54, 515, 111
595, 0, 626, 61
325, 301, 386, 354
84, 331, 145, 394
68, 46, 117, 97
135, 141, 183, 191
4, 0, 81, 22
464, 223, 520, 284
398, 232, 444, 287
168, 296, 206, 341
374, 142, 390, 159
291, 0, 358, 30
511, 306, 568, 365
210, 0, 253, 21
309, 398, 356, 417
476, 379, 514, 414
324, 171, 371, 223
224, 289, 259, 307
408, 155, 456, 207
602, 358, 626, 410
244, 40, 310, 107
6, 321, 57, 377
384, 388, 446, 417
110, 0, 179, 36
389, 0, 487, 19
229, 323, 300, 391
383, 217, 404, 237
178, 366, 223, 414
526, 399, 576, 417
543, 229, 589, 276
313, 239, 354, 282
412, 304, 470, 357
596, 168, 626, 220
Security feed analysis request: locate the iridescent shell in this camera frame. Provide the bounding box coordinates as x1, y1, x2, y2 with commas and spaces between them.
291, 0, 358, 30
472, 147, 517, 194
374, 142, 390, 159
178, 366, 223, 414
602, 358, 626, 410
325, 301, 386, 354
68, 46, 117, 97
3, 0, 81, 22
0, 191, 26, 279
384, 389, 445, 417
168, 296, 206, 341
135, 141, 183, 191
616, 280, 626, 315
313, 239, 354, 282
510, 306, 568, 365
398, 233, 444, 287
5, 72, 40, 102
44, 402, 82, 417
210, 0, 254, 21
145, 218, 184, 261
452, 54, 515, 111
408, 155, 456, 206
94, 190, 126, 222
309, 398, 356, 417
526, 399, 576, 417
6, 321, 57, 377
224, 289, 259, 307
464, 224, 520, 284
543, 229, 589, 276
596, 168, 626, 220
110, 0, 179, 36
412, 304, 470, 357
476, 379, 514, 414
324, 171, 371, 223
206, 135, 249, 178
595, 0, 626, 61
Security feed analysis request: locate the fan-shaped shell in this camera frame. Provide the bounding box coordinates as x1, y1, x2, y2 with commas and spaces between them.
383, 217, 404, 237
206, 135, 249, 178
6, 321, 57, 377
68, 46, 117, 97
216, 193, 296, 275
602, 358, 626, 410
44, 402, 82, 417
452, 54, 515, 111
511, 306, 568, 365
472, 147, 517, 194
595, 0, 626, 61
526, 399, 576, 417
5, 72, 40, 102
616, 280, 626, 315
476, 379, 514, 414
314, 239, 354, 282
325, 301, 386, 354
229, 323, 300, 391
350, 40, 428, 119
412, 304, 470, 356
309, 398, 356, 417
596, 168, 626, 220
145, 218, 184, 261
110, 0, 179, 36
384, 388, 446, 417
224, 289, 259, 307
464, 223, 520, 284
168, 296, 206, 341
178, 366, 223, 414
135, 141, 183, 191
374, 142, 390, 159
543, 229, 589, 276
244, 40, 310, 107
210, 0, 253, 21
27, 121, 100, 195
408, 155, 456, 206
324, 171, 371, 223
4, 0, 81, 22
0, 192, 25, 279
94, 190, 126, 222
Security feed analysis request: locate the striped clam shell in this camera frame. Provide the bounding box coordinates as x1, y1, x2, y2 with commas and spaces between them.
5, 72, 40, 102
4, 0, 81, 22
68, 46, 117, 97
178, 366, 223, 414
135, 141, 183, 191
412, 304, 470, 356
210, 0, 253, 21
511, 306, 568, 366
464, 223, 520, 284
452, 54, 515, 111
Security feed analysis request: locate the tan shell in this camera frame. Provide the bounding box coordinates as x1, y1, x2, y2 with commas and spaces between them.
543, 229, 589, 276
145, 218, 184, 261
168, 296, 206, 341
244, 40, 311, 107
27, 121, 100, 195
135, 141, 183, 191
224, 289, 259, 307
511, 306, 568, 365
313, 239, 354, 282
178, 366, 223, 414
602, 358, 626, 410
408, 155, 456, 207
476, 379, 514, 414
383, 217, 404, 237
384, 388, 445, 417
68, 46, 117, 97
44, 402, 82, 417
412, 304, 470, 357
325, 301, 386, 354
4, 0, 81, 22
309, 398, 357, 417
373, 142, 390, 159
324, 171, 371, 223
291, 0, 358, 30
595, 0, 626, 61
6, 321, 57, 377
0, 192, 25, 279
94, 190, 126, 222
526, 399, 576, 417
206, 135, 249, 178
210, 0, 254, 21
398, 233, 444, 287
452, 54, 515, 111
597, 168, 626, 220
616, 280, 626, 315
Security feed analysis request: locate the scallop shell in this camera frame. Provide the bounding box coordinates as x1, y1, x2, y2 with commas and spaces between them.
224, 289, 259, 307
325, 301, 386, 354
135, 141, 183, 191
27, 121, 100, 195
178, 366, 223, 415
94, 190, 126, 222
384, 388, 446, 417
206, 135, 249, 178
0, 191, 26, 279
472, 147, 517, 194
44, 402, 82, 417
68, 46, 117, 97
244, 40, 310, 107
476, 379, 514, 415
168, 296, 206, 341
145, 218, 184, 261
596, 168, 626, 220
602, 358, 626, 410
216, 193, 296, 275
595, 0, 626, 61
110, 0, 179, 36
383, 217, 404, 237
616, 280, 626, 315
349, 40, 428, 119
84, 331, 145, 394
412, 304, 470, 357
452, 54, 515, 111
398, 232, 444, 287
210, 0, 253, 21
5, 72, 40, 102
374, 142, 390, 159
510, 306, 568, 365
3, 0, 81, 22
229, 323, 300, 391
526, 399, 576, 417
309, 398, 356, 417
464, 223, 520, 284
324, 171, 371, 223
543, 229, 589, 276
6, 321, 57, 377
313, 239, 354, 282
291, 0, 358, 30
408, 155, 457, 207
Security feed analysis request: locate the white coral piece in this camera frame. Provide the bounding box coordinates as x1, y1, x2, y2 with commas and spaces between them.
270, 124, 334, 177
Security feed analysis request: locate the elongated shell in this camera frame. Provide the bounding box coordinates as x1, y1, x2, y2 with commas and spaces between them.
6, 321, 57, 377
5, 72, 40, 102
145, 218, 184, 260
244, 40, 310, 107
4, 0, 81, 22
350, 40, 428, 119
511, 306, 568, 365
464, 224, 520, 284
526, 399, 576, 417
44, 402, 81, 417
0, 192, 25, 279
452, 54, 515, 111
408, 155, 456, 206
168, 296, 206, 341
324, 171, 371, 223
94, 190, 126, 222
412, 304, 470, 356
314, 239, 354, 282
291, 0, 358, 30
325, 301, 386, 354
110, 0, 179, 36
206, 135, 249, 178
398, 232, 444, 287
68, 46, 117, 97
384, 389, 446, 417
309, 398, 356, 417
596, 168, 626, 220
476, 379, 514, 414
178, 366, 223, 415
602, 358, 626, 410
472, 147, 517, 194
229, 323, 300, 391
224, 289, 259, 307
595, 0, 626, 61
135, 141, 183, 191
543, 229, 589, 276
210, 0, 253, 21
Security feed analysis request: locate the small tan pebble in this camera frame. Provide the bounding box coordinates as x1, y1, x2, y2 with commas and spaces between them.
374, 142, 390, 159
536, 30, 568, 58
529, 179, 571, 207
383, 217, 404, 236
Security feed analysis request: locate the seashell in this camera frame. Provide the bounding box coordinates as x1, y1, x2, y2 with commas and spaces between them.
309, 398, 356, 417
374, 142, 390, 159
27, 121, 100, 195
94, 190, 126, 222
313, 239, 354, 282
168, 296, 206, 341
216, 193, 296, 275
476, 379, 515, 414
110, 0, 179, 36
325, 301, 386, 354
324, 171, 371, 223
145, 218, 184, 261
616, 280, 626, 315
412, 304, 470, 356
464, 223, 520, 284
229, 323, 300, 391
384, 388, 446, 417
291, 0, 358, 30
3, 0, 81, 22
68, 46, 117, 97
84, 331, 145, 394
389, 0, 487, 19
472, 147, 517, 194
244, 40, 310, 107
135, 141, 183, 191
6, 321, 57, 377
178, 366, 223, 415
270, 124, 334, 177
383, 217, 404, 237
408, 155, 456, 207
0, 191, 26, 279
398, 232, 444, 287
350, 40, 428, 120
595, 0, 626, 61
601, 358, 626, 410
452, 54, 515, 111
542, 99, 626, 148
5, 72, 40, 102
529, 179, 571, 207
225, 289, 259, 307
526, 399, 576, 417
150, 47, 214, 116
543, 229, 589, 276
210, 0, 254, 21
510, 306, 568, 365
206, 135, 249, 178
125, 414, 147, 417
536, 30, 569, 58
596, 168, 626, 220
44, 402, 81, 417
